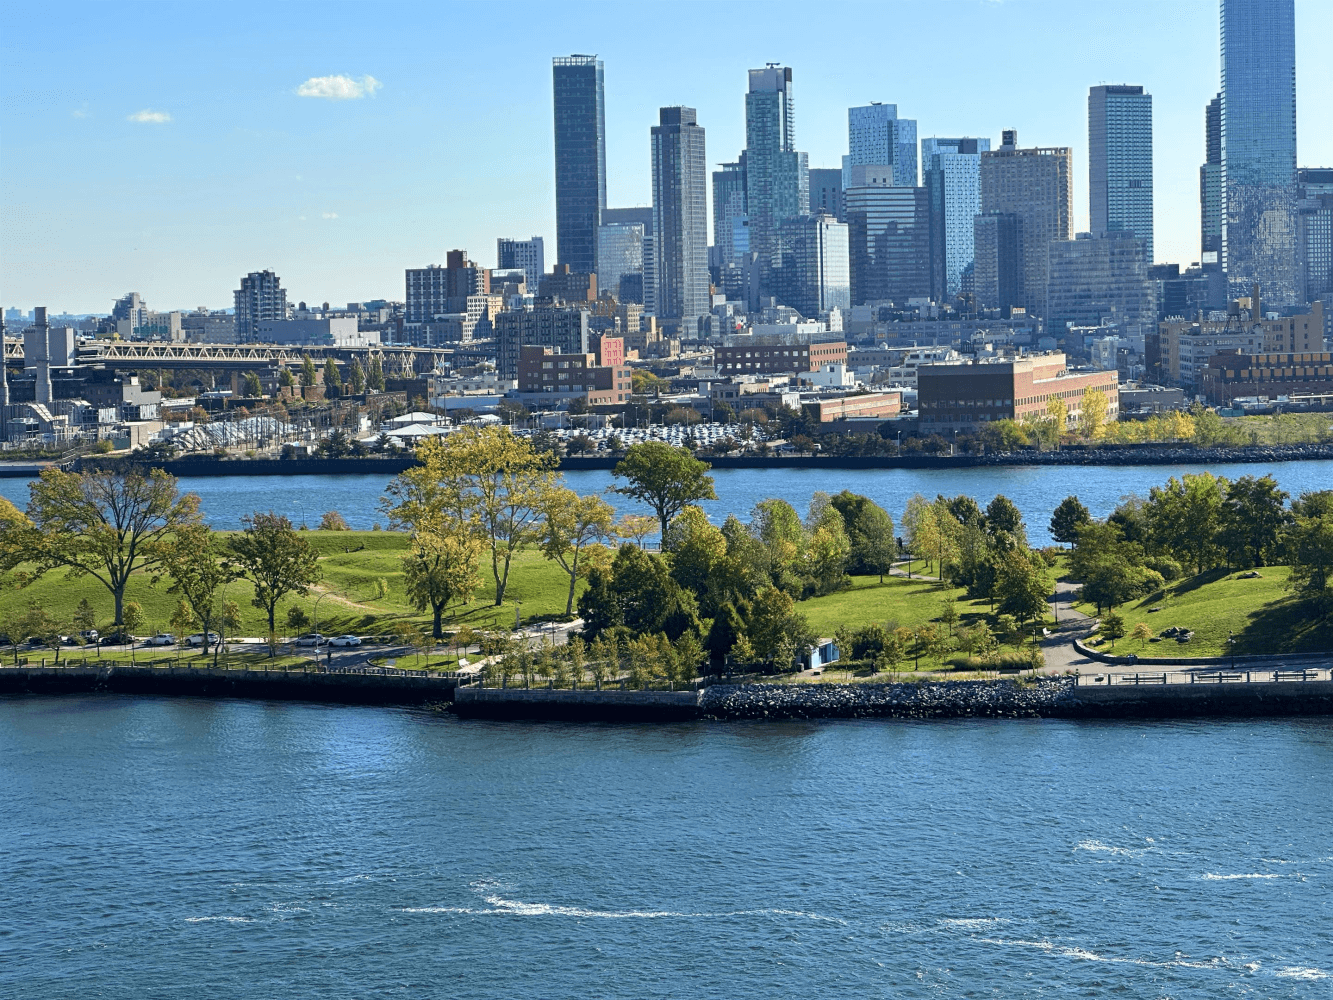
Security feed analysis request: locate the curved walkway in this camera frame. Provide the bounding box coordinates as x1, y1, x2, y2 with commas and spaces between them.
1041, 580, 1100, 675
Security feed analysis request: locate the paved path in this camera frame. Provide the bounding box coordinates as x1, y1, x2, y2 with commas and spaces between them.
1041, 579, 1099, 675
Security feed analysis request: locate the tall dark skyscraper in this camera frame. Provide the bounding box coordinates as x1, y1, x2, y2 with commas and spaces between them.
552, 55, 606, 275
745, 65, 808, 297
1201, 94, 1223, 266
1220, 0, 1298, 304
651, 107, 710, 324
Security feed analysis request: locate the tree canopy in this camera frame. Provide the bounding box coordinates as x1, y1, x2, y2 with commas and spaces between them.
613, 442, 717, 539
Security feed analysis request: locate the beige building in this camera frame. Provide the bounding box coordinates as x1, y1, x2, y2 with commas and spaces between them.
1153, 297, 1325, 388
918, 353, 1117, 431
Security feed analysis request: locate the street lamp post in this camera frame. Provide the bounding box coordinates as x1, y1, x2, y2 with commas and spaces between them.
1229, 630, 1235, 670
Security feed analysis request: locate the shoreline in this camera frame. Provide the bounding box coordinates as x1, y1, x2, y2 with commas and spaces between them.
2, 442, 1323, 479
5, 667, 1331, 720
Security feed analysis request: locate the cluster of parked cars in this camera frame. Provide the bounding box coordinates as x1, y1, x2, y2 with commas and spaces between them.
293, 634, 362, 648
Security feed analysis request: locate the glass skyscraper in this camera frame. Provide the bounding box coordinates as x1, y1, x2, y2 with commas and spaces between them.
775, 213, 850, 318
844, 176, 931, 306
1220, 0, 1298, 304
745, 65, 809, 296
711, 158, 747, 265
651, 107, 710, 324
845, 104, 918, 190
922, 137, 991, 300
1088, 85, 1154, 262
552, 55, 606, 275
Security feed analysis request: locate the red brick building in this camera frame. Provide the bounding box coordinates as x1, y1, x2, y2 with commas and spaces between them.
917, 353, 1118, 431
714, 340, 847, 375
1202, 349, 1333, 404
517, 345, 632, 405
808, 391, 902, 422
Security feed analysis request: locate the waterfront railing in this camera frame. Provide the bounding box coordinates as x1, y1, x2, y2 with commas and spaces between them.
1076, 667, 1331, 687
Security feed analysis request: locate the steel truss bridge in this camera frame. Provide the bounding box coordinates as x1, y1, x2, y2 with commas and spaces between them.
2, 338, 496, 373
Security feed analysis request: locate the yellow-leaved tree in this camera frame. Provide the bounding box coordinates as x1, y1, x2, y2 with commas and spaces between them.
1081, 388, 1108, 442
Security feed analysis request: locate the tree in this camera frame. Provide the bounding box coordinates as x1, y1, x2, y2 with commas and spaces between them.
1049, 496, 1092, 546
613, 442, 717, 539
229, 512, 322, 646
663, 505, 728, 611
73, 598, 98, 634
319, 511, 350, 531
382, 426, 559, 606
1046, 395, 1068, 447
1081, 388, 1108, 441
803, 500, 850, 596
1100, 611, 1126, 649
1220, 475, 1289, 568
995, 549, 1051, 630
17, 602, 66, 664
301, 354, 318, 387
347, 357, 366, 395
984, 495, 1024, 540
279, 366, 295, 388
902, 493, 938, 574
1130, 622, 1154, 649
170, 599, 196, 639
287, 605, 310, 631
18, 469, 201, 626
979, 419, 1030, 453
1145, 473, 1226, 576
616, 514, 658, 548
367, 355, 386, 392
162, 522, 236, 659
938, 598, 960, 636
122, 600, 145, 636
1287, 491, 1333, 601
323, 358, 343, 398
578, 544, 700, 642
745, 586, 815, 670
403, 527, 484, 639
243, 371, 263, 397
830, 491, 895, 581
539, 488, 616, 616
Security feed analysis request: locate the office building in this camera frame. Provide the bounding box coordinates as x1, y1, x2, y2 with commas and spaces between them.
1149, 263, 1212, 322
650, 106, 710, 325
712, 159, 748, 266
1152, 296, 1323, 387
405, 251, 491, 324
596, 223, 645, 304
497, 237, 545, 290
775, 213, 850, 318
253, 318, 379, 348
979, 131, 1073, 317
845, 103, 918, 189
1297, 168, 1333, 305
714, 334, 847, 375
553, 55, 606, 273
1203, 343, 1333, 404
844, 174, 931, 306
917, 353, 1118, 432
972, 212, 1023, 313
1088, 85, 1153, 261
1201, 94, 1224, 269
538, 264, 597, 303
922, 137, 991, 300
516, 345, 633, 405
1045, 232, 1156, 342
744, 65, 809, 292
809, 167, 843, 220
1221, 0, 1298, 305
233, 270, 288, 342
496, 304, 590, 378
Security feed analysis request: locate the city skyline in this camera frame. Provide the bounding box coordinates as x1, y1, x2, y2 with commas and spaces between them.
2, 0, 1330, 314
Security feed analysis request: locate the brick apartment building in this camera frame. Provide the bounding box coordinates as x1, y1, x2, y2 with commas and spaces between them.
516, 345, 633, 405
917, 353, 1118, 431
714, 340, 847, 375
807, 391, 902, 422
1202, 349, 1333, 404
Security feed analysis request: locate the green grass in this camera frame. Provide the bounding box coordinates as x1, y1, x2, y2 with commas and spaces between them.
798, 572, 1008, 637
1, 531, 584, 641
9, 647, 312, 670
1075, 565, 1333, 658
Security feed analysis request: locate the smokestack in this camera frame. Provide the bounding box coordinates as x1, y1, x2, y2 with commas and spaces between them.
26, 306, 52, 404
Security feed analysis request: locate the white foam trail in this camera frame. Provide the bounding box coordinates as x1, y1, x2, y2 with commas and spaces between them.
941, 917, 1010, 930
1074, 839, 1144, 857
185, 916, 252, 924
1199, 873, 1285, 880
1275, 967, 1328, 980
978, 937, 1228, 971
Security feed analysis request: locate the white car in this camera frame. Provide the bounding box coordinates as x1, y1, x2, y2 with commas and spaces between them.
293, 633, 328, 647
146, 634, 177, 646
187, 632, 221, 647
329, 635, 362, 648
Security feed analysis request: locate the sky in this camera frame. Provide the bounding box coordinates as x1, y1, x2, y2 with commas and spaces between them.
1, 0, 1330, 316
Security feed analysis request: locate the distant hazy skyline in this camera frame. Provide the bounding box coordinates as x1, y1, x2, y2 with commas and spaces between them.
2, 0, 1329, 315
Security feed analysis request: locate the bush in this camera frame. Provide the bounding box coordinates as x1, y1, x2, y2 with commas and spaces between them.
944, 650, 1034, 672
1144, 556, 1184, 582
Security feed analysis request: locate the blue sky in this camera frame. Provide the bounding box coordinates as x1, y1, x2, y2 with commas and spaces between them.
2, 0, 1329, 315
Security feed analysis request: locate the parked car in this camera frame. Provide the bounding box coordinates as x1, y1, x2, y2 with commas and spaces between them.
294, 633, 329, 647
79, 629, 99, 643
187, 632, 221, 647
60, 635, 82, 646
146, 633, 177, 646
329, 635, 362, 648
100, 631, 133, 646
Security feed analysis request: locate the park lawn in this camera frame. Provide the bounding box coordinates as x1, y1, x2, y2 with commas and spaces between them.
11, 645, 312, 670
798, 573, 1000, 637
0, 531, 585, 640
1079, 565, 1333, 658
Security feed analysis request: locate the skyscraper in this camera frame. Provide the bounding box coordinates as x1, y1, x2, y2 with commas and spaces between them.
1296, 168, 1333, 307
596, 223, 645, 304
979, 131, 1073, 317
1046, 231, 1157, 340
775, 213, 850, 318
922, 137, 991, 300
552, 55, 606, 274
497, 237, 545, 291
808, 167, 844, 220
745, 65, 809, 295
234, 270, 288, 342
651, 107, 710, 325
712, 158, 748, 266
844, 169, 931, 306
1089, 85, 1154, 261
1221, 0, 1298, 305
845, 104, 918, 189
1200, 95, 1223, 267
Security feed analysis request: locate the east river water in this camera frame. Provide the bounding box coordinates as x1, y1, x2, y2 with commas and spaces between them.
1, 697, 1329, 997
3, 459, 1331, 544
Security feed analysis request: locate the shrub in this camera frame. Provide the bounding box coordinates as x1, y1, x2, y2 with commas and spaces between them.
1143, 556, 1184, 582
944, 650, 1034, 672
319, 510, 350, 531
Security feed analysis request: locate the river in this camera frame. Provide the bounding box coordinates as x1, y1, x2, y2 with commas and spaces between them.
2, 459, 1330, 545
0, 696, 1328, 998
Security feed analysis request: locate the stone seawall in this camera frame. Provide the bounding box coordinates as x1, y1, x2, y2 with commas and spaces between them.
700, 679, 1073, 719
0, 665, 458, 705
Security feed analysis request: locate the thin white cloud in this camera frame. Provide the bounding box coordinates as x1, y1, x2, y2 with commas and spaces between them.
322, 212, 338, 220
71, 107, 89, 119
128, 109, 171, 124
296, 74, 381, 100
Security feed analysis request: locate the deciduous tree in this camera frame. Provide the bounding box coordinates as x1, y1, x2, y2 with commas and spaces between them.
229, 512, 322, 646
162, 522, 235, 659
613, 442, 717, 539
1049, 496, 1092, 546
539, 488, 615, 616
403, 527, 484, 639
